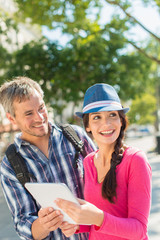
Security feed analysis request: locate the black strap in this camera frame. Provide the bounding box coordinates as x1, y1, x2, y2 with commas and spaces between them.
6, 144, 36, 186
58, 124, 84, 153
57, 123, 86, 168
5, 123, 86, 186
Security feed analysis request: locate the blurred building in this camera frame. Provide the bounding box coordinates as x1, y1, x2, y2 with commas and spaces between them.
0, 0, 41, 52
0, 0, 42, 148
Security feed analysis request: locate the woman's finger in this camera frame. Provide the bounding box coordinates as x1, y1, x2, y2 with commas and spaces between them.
61, 225, 79, 237
55, 198, 79, 212
77, 198, 86, 204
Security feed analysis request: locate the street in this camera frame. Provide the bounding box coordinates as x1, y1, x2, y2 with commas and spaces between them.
0, 134, 160, 239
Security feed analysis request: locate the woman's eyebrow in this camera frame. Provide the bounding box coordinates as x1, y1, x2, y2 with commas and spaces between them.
90, 112, 99, 115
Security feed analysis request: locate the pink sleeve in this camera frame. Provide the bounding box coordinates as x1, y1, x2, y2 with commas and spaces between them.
93, 151, 152, 239
76, 225, 91, 233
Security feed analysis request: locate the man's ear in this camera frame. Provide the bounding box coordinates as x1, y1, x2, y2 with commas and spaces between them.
6, 113, 16, 125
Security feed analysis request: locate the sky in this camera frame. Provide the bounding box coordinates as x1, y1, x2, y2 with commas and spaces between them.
42, 1, 160, 46
101, 0, 160, 41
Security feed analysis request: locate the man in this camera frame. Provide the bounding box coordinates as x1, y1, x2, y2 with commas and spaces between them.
0, 76, 96, 240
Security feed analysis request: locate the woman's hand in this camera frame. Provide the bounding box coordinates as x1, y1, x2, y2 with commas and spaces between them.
55, 198, 104, 226
59, 222, 79, 237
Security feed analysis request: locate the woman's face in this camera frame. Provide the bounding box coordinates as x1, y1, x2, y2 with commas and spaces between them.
86, 111, 122, 148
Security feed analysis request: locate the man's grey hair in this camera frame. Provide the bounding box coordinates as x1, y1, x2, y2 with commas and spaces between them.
0, 76, 44, 116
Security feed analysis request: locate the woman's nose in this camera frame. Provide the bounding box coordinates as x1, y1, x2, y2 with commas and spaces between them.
104, 117, 111, 125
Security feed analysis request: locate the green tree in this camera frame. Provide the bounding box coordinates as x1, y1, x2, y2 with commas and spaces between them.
3, 33, 151, 118
0, 12, 17, 76
105, 0, 160, 64
128, 93, 156, 125
0, 0, 156, 124
14, 0, 160, 64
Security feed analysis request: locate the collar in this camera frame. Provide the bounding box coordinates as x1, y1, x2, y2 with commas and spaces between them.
14, 121, 61, 151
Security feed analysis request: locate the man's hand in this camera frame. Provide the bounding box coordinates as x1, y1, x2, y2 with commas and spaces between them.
32, 207, 63, 240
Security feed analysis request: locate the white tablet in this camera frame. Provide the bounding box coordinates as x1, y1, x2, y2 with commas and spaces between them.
25, 182, 79, 224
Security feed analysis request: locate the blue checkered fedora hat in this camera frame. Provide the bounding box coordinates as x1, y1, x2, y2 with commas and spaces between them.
75, 83, 129, 118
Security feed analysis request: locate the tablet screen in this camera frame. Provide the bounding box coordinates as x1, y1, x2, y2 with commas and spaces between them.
25, 182, 79, 224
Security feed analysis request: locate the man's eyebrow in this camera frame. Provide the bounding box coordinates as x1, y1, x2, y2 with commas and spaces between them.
39, 103, 44, 107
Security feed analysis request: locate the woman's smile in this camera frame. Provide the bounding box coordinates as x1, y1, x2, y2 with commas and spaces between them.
100, 129, 115, 136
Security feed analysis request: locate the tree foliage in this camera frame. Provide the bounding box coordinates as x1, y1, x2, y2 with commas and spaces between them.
0, 0, 158, 123
2, 34, 151, 114
128, 93, 156, 125
105, 0, 160, 64
14, 0, 160, 64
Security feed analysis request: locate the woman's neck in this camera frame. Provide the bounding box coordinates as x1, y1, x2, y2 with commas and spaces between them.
97, 143, 115, 163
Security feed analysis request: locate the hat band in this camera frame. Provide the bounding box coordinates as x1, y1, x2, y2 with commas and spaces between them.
83, 100, 122, 113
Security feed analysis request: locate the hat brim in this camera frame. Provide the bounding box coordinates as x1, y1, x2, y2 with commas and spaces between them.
75, 106, 129, 118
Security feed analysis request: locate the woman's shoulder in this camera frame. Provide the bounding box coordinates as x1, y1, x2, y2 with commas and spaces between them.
124, 146, 145, 157
124, 146, 146, 158
123, 146, 150, 169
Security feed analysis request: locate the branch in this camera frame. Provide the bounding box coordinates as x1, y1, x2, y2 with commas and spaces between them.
128, 40, 160, 64
89, 26, 160, 64
86, 27, 160, 64
105, 0, 160, 42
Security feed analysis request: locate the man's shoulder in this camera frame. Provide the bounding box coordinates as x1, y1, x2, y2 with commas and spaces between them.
1, 143, 17, 168
0, 153, 15, 180
1, 154, 8, 168
68, 124, 90, 141
54, 123, 86, 137
54, 122, 96, 150
69, 124, 85, 132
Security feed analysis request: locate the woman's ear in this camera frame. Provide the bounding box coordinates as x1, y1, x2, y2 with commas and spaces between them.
86, 126, 91, 133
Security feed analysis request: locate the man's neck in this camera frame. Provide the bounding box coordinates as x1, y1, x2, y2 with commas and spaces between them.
21, 131, 50, 159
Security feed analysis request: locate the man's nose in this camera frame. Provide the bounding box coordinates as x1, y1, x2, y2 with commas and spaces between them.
35, 111, 44, 121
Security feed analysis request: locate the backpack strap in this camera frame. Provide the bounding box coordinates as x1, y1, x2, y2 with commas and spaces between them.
57, 123, 87, 168
5, 123, 86, 186
5, 144, 36, 186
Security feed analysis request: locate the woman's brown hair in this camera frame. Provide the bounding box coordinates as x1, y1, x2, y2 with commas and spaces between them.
83, 111, 128, 203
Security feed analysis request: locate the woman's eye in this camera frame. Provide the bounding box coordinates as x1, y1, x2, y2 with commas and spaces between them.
110, 112, 117, 117
93, 115, 100, 120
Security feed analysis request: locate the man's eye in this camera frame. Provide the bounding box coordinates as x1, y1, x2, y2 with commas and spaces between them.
25, 112, 32, 116
39, 105, 45, 111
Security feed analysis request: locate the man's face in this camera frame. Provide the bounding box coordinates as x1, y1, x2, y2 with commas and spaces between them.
8, 90, 49, 140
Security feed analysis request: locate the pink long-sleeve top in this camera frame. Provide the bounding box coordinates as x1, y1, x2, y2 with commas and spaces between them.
78, 147, 152, 240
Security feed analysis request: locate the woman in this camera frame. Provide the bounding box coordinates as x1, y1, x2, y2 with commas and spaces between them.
56, 83, 152, 239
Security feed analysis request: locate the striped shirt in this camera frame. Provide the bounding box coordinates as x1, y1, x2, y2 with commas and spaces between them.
0, 123, 96, 240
